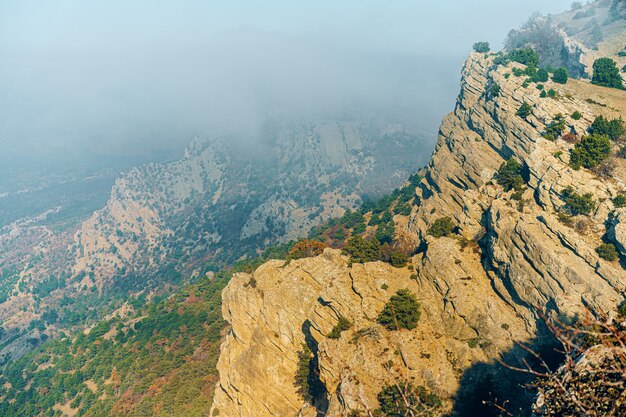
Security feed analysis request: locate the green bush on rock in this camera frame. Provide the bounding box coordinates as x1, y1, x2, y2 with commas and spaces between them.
592, 58, 624, 89
377, 289, 421, 331
427, 217, 456, 238
570, 134, 611, 170
596, 243, 619, 261
562, 187, 596, 216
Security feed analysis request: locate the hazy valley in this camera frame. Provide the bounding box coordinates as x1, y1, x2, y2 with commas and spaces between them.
0, 1, 625, 417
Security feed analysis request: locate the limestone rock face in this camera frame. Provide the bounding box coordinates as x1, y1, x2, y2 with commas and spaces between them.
211, 248, 529, 416
211, 54, 626, 417
212, 16, 626, 417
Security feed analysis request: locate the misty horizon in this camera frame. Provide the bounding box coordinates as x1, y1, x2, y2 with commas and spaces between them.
1, 0, 573, 162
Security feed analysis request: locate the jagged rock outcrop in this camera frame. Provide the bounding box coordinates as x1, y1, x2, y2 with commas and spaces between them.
212, 12, 626, 415
409, 51, 625, 317
211, 248, 530, 416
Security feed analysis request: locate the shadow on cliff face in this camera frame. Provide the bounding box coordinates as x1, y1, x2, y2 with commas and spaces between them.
302, 320, 330, 416
446, 321, 564, 417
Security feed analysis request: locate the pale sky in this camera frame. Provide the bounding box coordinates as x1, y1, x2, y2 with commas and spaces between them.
0, 0, 574, 158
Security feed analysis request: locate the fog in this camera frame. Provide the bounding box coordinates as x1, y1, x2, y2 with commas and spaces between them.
0, 0, 574, 161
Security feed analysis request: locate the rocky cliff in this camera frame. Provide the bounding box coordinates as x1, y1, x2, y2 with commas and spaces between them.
211, 12, 626, 416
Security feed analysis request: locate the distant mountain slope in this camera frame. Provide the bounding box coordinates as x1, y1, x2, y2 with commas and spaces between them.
0, 114, 433, 362
4, 3, 625, 417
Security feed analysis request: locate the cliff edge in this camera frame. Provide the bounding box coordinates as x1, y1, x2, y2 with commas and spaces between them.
211, 9, 626, 417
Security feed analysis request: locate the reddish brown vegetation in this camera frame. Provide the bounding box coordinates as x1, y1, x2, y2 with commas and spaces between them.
288, 240, 329, 260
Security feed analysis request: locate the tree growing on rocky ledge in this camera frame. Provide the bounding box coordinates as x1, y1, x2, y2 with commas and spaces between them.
588, 115, 625, 141
495, 158, 524, 191
473, 42, 490, 53
377, 289, 421, 331
542, 114, 567, 141
327, 315, 352, 339
516, 102, 533, 119
569, 134, 612, 170
551, 67, 569, 84
427, 217, 455, 238
561, 186, 596, 216
591, 58, 624, 89
376, 383, 442, 417
343, 236, 382, 264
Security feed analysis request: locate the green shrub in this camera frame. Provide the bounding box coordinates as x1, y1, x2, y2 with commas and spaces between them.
558, 212, 573, 225
342, 236, 381, 264
512, 67, 525, 77
571, 111, 582, 120
508, 48, 540, 67
547, 88, 557, 98
540, 90, 548, 98
328, 315, 352, 339
595, 243, 619, 261
473, 42, 490, 53
542, 113, 567, 140
592, 58, 624, 89
619, 300, 626, 317
377, 289, 421, 331
613, 194, 626, 208
552, 67, 569, 84
534, 68, 549, 83
517, 102, 533, 118
493, 53, 510, 67
488, 83, 501, 98
524, 66, 537, 77
377, 383, 441, 417
588, 115, 624, 140
570, 134, 612, 169
427, 217, 455, 238
495, 158, 524, 191
294, 344, 314, 402
390, 252, 409, 268
562, 187, 596, 215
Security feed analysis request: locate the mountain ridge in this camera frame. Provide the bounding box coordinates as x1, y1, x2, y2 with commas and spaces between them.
210, 4, 626, 415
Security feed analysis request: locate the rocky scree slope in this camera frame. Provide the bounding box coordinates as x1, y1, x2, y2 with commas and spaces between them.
211, 50, 626, 416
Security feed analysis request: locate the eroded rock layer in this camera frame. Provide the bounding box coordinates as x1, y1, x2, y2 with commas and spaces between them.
212, 18, 626, 417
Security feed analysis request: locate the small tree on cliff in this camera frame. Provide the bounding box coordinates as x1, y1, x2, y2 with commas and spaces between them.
592, 58, 624, 89
342, 235, 381, 264
552, 67, 569, 84
569, 134, 612, 170
495, 158, 524, 191
517, 102, 533, 119
377, 289, 421, 330
473, 42, 490, 53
